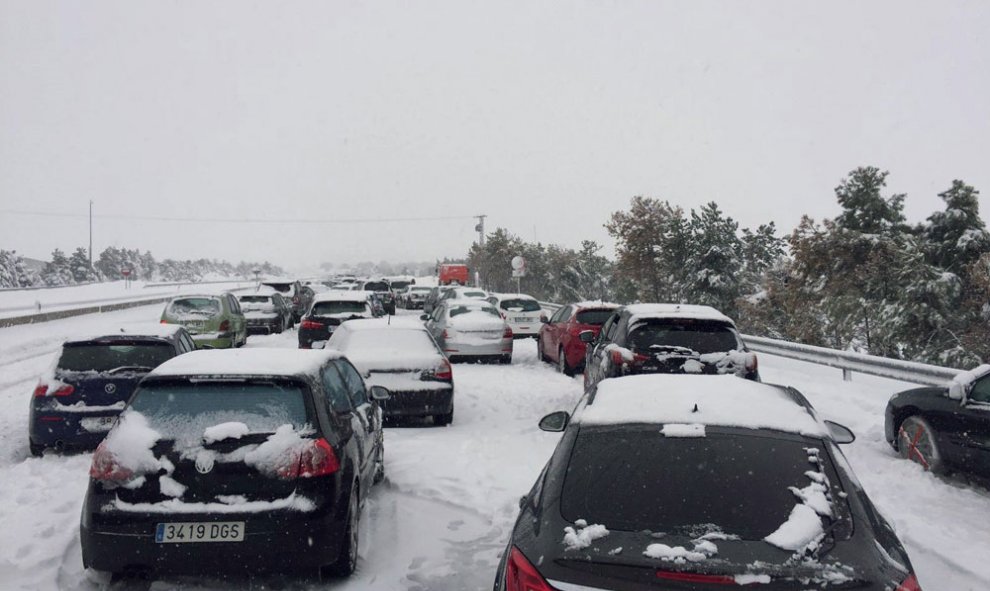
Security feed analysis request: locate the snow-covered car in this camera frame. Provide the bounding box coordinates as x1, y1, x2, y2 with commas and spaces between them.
424, 299, 512, 364
496, 374, 921, 591
160, 293, 248, 349
582, 303, 759, 392
327, 318, 455, 425
486, 293, 546, 339
538, 301, 620, 375
401, 285, 433, 310
884, 364, 990, 478
28, 324, 197, 456
362, 280, 396, 315
80, 349, 389, 579
440, 286, 488, 303
237, 288, 292, 334
298, 291, 381, 349
260, 279, 313, 322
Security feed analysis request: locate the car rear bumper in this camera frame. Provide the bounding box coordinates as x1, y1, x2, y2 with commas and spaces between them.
29, 409, 116, 450
442, 339, 512, 359
382, 387, 453, 418
246, 317, 281, 333
191, 334, 235, 349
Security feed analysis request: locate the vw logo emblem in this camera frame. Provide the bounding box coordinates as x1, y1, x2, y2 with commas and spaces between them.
104, 383, 117, 394
195, 453, 215, 474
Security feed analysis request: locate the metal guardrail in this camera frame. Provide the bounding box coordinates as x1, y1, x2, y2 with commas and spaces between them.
537, 301, 961, 387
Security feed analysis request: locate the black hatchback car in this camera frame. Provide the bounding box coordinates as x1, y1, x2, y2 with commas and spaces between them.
80, 349, 389, 579
28, 324, 196, 456
298, 292, 380, 349
885, 364, 990, 478
582, 303, 759, 392
495, 374, 922, 591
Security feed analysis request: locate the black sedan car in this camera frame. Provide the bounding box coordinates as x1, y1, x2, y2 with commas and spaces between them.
495, 375, 921, 591
80, 349, 389, 579
885, 364, 990, 477
28, 324, 196, 456
326, 318, 454, 425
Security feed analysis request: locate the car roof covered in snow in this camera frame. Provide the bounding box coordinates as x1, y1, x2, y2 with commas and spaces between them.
444, 298, 495, 308
166, 292, 229, 302
312, 290, 374, 303
69, 323, 187, 344
570, 301, 621, 311
623, 303, 735, 326
148, 349, 343, 378
578, 374, 827, 437
238, 286, 280, 297
489, 293, 538, 301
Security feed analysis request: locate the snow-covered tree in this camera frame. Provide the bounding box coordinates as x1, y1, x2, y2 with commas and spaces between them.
68, 248, 99, 283
41, 249, 74, 286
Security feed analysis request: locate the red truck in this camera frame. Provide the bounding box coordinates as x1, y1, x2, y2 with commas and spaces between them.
438, 264, 469, 286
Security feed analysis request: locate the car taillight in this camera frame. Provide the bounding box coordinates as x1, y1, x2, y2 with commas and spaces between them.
435, 359, 453, 381
33, 382, 74, 397
896, 574, 922, 591
90, 441, 134, 483
746, 352, 759, 372
610, 350, 647, 367
160, 319, 169, 324
503, 326, 513, 339
505, 547, 555, 591
301, 319, 323, 330
218, 320, 230, 332
277, 438, 340, 479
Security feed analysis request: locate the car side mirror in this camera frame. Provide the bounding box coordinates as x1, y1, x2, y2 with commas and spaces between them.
369, 386, 391, 401
579, 330, 595, 343
947, 382, 966, 402
540, 317, 549, 324
539, 411, 570, 432
825, 420, 855, 444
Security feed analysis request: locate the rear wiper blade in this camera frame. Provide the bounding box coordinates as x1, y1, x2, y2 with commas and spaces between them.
648, 345, 698, 356
106, 365, 155, 374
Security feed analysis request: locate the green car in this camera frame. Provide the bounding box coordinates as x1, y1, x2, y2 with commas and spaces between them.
160, 293, 248, 349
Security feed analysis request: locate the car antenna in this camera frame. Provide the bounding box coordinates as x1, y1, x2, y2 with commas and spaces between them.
691, 403, 699, 413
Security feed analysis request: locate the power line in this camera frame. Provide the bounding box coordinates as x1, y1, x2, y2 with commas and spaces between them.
0, 209, 479, 225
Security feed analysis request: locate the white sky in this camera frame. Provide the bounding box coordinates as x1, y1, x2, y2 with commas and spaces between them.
2, 1, 988, 271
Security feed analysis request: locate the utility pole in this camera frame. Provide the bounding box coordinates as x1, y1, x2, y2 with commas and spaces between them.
89, 200, 93, 268
474, 214, 486, 246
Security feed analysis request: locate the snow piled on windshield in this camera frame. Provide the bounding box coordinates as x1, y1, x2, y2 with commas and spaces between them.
562, 519, 609, 551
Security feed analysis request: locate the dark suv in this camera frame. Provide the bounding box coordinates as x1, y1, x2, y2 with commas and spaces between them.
80, 349, 389, 579
299, 292, 380, 349
28, 325, 196, 456
362, 280, 395, 315
583, 303, 758, 392
261, 280, 314, 322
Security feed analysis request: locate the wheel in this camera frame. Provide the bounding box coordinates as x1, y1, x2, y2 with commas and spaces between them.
499, 355, 512, 365
558, 347, 574, 376
373, 437, 385, 484
325, 483, 360, 577
29, 441, 44, 457
897, 415, 944, 474
434, 402, 454, 426
537, 337, 548, 363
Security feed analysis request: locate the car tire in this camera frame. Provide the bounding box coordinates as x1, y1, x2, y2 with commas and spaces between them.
435, 403, 454, 427
897, 415, 945, 474
29, 441, 44, 457
537, 337, 548, 363
325, 482, 360, 577
373, 439, 385, 484
499, 355, 512, 365
558, 347, 574, 376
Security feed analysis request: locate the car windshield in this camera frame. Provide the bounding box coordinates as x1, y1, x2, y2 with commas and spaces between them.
57, 342, 175, 373
390, 281, 412, 290
499, 298, 540, 312
460, 291, 487, 298
628, 320, 739, 354
561, 427, 828, 540
364, 281, 389, 291
167, 298, 221, 318
576, 309, 614, 326
128, 380, 310, 445
311, 300, 369, 316
262, 283, 292, 293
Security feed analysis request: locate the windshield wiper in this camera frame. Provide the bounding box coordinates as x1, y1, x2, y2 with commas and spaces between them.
106, 365, 155, 374
648, 345, 699, 356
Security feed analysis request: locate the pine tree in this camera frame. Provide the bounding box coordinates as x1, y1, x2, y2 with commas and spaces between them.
41, 249, 74, 286
68, 248, 99, 283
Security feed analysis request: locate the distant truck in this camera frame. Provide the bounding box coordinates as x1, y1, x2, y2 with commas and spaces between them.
438, 264, 469, 286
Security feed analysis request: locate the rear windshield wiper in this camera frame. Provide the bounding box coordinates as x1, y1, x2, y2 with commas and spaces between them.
647, 345, 699, 356
106, 365, 155, 374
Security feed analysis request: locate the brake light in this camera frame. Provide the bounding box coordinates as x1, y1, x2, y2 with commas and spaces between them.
656, 570, 735, 585
503, 326, 513, 339
218, 319, 230, 332
160, 319, 168, 324
90, 441, 134, 483
610, 350, 624, 366
33, 382, 74, 397
301, 319, 323, 330
435, 359, 453, 381
277, 438, 340, 479
505, 547, 555, 591
896, 574, 922, 591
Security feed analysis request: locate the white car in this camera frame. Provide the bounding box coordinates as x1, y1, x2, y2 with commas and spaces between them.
486, 293, 546, 338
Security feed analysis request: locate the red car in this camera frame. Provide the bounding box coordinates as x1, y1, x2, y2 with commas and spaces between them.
538, 302, 619, 375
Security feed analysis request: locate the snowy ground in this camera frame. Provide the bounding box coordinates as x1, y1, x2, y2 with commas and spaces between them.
1, 305, 988, 590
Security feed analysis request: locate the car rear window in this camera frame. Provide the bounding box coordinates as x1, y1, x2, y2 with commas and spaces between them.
168, 298, 221, 318
128, 380, 310, 444
499, 298, 541, 312
561, 427, 825, 540
262, 283, 293, 293
628, 320, 739, 354
575, 309, 614, 326
390, 281, 412, 290
449, 304, 500, 318
461, 291, 487, 298
58, 342, 175, 373
311, 300, 369, 316
364, 282, 388, 291
239, 296, 272, 304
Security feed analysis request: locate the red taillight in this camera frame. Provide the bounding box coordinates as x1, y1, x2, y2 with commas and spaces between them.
160, 319, 168, 324
435, 359, 453, 381
301, 319, 323, 330
656, 570, 735, 585
896, 574, 922, 591
33, 382, 74, 397
505, 547, 555, 591
503, 326, 513, 339
218, 319, 230, 332
277, 438, 340, 479
90, 442, 134, 483
747, 353, 759, 372
610, 350, 624, 365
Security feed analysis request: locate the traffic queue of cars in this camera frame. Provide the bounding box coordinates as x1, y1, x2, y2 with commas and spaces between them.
27, 280, 971, 589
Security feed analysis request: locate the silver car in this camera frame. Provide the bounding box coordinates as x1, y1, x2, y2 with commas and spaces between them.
423, 299, 513, 364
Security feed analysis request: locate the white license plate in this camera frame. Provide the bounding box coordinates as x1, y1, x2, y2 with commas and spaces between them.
513, 317, 533, 322
80, 416, 117, 432
155, 522, 245, 543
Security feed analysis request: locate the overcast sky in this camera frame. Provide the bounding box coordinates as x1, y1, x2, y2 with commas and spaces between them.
2, 1, 988, 272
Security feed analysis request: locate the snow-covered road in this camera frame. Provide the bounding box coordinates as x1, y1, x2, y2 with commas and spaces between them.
1, 305, 988, 590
